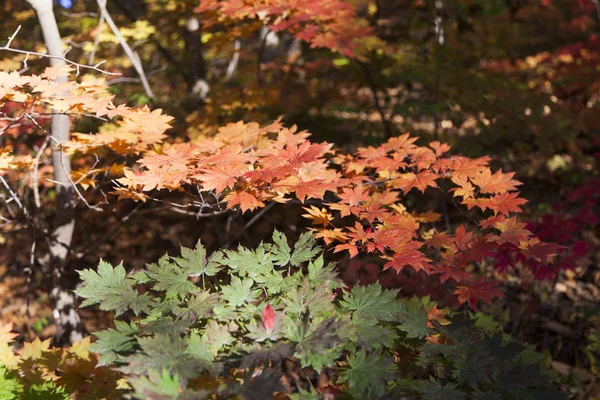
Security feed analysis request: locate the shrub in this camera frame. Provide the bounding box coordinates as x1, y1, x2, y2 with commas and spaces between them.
67, 231, 563, 399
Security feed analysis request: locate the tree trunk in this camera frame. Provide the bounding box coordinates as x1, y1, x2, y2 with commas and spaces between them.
27, 0, 84, 344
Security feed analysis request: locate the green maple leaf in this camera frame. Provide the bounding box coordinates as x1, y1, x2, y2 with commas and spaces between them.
186, 330, 214, 364
283, 281, 333, 316
290, 231, 320, 266
419, 380, 466, 400
90, 320, 139, 366
295, 318, 344, 371
353, 318, 398, 350
75, 260, 152, 316
340, 349, 395, 398
269, 229, 292, 266
173, 240, 222, 279
130, 368, 181, 399
146, 254, 196, 299
204, 321, 234, 354
0, 368, 23, 400
221, 277, 259, 307
178, 291, 219, 320
398, 303, 429, 339
340, 284, 405, 322
307, 255, 342, 289
221, 246, 273, 279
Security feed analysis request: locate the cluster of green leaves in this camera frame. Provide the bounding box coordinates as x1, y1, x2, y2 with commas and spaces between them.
69, 231, 565, 399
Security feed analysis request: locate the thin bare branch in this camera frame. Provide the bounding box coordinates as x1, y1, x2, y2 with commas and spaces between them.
1, 25, 119, 76
96, 0, 154, 98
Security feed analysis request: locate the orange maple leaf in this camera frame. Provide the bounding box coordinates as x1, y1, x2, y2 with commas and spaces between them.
224, 190, 265, 212
302, 206, 334, 226
491, 216, 530, 244
470, 169, 521, 194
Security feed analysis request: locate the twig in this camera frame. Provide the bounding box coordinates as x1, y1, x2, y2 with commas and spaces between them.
0, 176, 26, 215
1, 25, 119, 75
57, 146, 103, 211
89, 9, 105, 65
32, 136, 51, 209
96, 0, 154, 98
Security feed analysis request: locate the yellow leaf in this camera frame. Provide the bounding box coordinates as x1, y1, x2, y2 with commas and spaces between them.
302, 206, 333, 227
20, 337, 51, 360
0, 322, 18, 346
0, 343, 19, 369
68, 336, 91, 360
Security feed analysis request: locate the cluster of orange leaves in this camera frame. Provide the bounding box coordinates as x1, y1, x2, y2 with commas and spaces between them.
1, 67, 561, 310
115, 118, 562, 310
1, 64, 561, 310
195, 0, 372, 57
0, 65, 173, 186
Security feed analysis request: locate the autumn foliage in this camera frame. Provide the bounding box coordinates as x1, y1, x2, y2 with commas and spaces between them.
1, 0, 598, 397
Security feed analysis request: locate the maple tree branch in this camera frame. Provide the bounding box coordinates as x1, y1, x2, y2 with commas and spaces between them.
0, 25, 119, 76
96, 0, 154, 99
0, 176, 26, 214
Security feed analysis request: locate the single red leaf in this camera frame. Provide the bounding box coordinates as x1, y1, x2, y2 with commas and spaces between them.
262, 304, 275, 333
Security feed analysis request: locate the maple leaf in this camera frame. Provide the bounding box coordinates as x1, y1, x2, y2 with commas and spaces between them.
334, 243, 360, 258
382, 242, 431, 273
470, 169, 521, 194
20, 337, 51, 360
449, 156, 490, 181
302, 206, 334, 226
312, 228, 348, 244
262, 304, 276, 333
224, 190, 265, 212
392, 170, 438, 193
0, 322, 18, 346
41, 64, 74, 79
194, 164, 243, 193
432, 265, 473, 284
429, 141, 451, 156
425, 232, 453, 250
337, 186, 369, 207
454, 277, 503, 311
485, 192, 528, 216
519, 238, 563, 262
454, 225, 473, 251
491, 216, 531, 244
465, 192, 528, 216
289, 178, 338, 201
68, 336, 92, 361
451, 175, 475, 199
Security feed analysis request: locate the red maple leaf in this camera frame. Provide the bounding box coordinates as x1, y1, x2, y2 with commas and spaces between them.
432, 265, 473, 284
262, 304, 276, 333
454, 277, 503, 311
